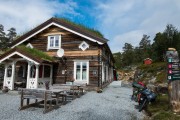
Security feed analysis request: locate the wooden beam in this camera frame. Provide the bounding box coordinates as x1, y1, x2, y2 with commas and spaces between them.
46, 50, 99, 57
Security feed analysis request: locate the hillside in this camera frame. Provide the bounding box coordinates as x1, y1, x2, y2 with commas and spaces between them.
118, 62, 180, 120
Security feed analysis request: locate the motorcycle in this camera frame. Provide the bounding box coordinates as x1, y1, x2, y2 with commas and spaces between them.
131, 82, 145, 102
138, 88, 156, 112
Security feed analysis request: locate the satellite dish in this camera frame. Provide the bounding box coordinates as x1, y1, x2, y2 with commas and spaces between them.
57, 48, 64, 57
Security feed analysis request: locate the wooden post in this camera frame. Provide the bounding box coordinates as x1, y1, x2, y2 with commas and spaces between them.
168, 80, 180, 113
11, 61, 16, 90
3, 65, 7, 87
20, 89, 24, 108
35, 64, 39, 88
50, 65, 53, 85
166, 49, 180, 113
26, 62, 31, 88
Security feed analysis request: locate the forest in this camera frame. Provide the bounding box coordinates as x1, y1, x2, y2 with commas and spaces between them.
113, 24, 180, 69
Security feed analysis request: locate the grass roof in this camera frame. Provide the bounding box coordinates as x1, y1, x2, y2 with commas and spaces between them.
56, 17, 104, 38
17, 46, 54, 61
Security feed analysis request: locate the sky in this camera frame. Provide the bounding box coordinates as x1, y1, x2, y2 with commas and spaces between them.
0, 0, 180, 53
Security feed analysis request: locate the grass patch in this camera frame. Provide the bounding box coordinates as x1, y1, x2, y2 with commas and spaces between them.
156, 71, 166, 84
153, 111, 180, 120
146, 94, 180, 120
15, 17, 105, 41
56, 17, 104, 38
138, 62, 166, 74
17, 46, 55, 61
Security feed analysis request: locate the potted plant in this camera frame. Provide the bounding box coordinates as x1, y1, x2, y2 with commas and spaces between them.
96, 87, 103, 93
2, 86, 9, 93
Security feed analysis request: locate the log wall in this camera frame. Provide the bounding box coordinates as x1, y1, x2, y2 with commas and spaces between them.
23, 25, 103, 87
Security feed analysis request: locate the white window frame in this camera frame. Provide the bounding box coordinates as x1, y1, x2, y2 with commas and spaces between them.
74, 60, 89, 84
47, 35, 61, 50
79, 41, 89, 51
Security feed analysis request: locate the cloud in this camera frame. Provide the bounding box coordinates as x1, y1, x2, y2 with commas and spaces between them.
0, 0, 78, 34
1, 0, 180, 53
110, 30, 144, 52
95, 0, 180, 53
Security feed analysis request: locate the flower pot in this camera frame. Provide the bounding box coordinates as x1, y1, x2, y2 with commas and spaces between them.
2, 87, 9, 93
44, 81, 50, 90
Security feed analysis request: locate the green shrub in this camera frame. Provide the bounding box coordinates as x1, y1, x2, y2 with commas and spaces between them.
156, 71, 166, 84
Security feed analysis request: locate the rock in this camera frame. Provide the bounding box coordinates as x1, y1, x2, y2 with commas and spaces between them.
149, 77, 156, 83
146, 84, 156, 91
155, 84, 168, 94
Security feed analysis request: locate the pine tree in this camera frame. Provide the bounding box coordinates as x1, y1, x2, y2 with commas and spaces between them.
7, 27, 16, 43
0, 24, 7, 49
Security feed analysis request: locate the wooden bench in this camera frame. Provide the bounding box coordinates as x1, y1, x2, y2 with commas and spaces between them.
18, 88, 60, 114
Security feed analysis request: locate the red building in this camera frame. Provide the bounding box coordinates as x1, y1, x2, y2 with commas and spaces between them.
144, 58, 152, 65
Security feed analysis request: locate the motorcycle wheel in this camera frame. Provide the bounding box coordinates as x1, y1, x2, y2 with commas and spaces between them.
139, 99, 148, 112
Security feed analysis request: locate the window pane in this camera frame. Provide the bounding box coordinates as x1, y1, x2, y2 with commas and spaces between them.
82, 62, 87, 69
82, 63, 87, 80
39, 65, 43, 78
76, 63, 80, 80
82, 44, 86, 48
77, 63, 80, 68
30, 65, 36, 78
44, 65, 50, 78
50, 37, 54, 47
55, 39, 59, 47
82, 69, 87, 80
18, 66, 23, 77
7, 65, 12, 77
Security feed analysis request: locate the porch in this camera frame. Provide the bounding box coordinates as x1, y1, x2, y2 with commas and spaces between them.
0, 47, 54, 90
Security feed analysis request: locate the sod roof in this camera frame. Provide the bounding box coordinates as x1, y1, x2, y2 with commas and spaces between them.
10, 17, 108, 47
0, 46, 55, 63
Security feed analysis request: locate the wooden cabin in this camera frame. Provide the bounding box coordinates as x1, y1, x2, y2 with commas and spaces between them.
144, 58, 152, 65
0, 18, 115, 90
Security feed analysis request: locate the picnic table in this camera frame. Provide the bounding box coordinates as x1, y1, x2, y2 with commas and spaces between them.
53, 84, 84, 96
18, 84, 84, 114
18, 88, 64, 113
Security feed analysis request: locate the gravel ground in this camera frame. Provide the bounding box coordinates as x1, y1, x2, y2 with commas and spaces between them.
0, 81, 145, 120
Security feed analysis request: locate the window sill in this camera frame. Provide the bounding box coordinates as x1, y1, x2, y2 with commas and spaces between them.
47, 47, 60, 50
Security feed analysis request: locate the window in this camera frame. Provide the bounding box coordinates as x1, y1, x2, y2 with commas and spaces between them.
48, 35, 61, 50
30, 65, 36, 78
26, 43, 33, 48
74, 61, 89, 82
44, 65, 51, 78
38, 65, 51, 78
79, 41, 89, 51
7, 65, 12, 77
39, 65, 43, 78
18, 66, 23, 77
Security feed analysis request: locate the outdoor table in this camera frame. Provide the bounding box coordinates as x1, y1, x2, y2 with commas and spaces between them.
19, 88, 65, 113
